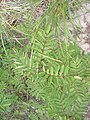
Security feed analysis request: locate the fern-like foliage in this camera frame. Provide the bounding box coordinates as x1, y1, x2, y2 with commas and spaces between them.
7, 23, 90, 120
0, 0, 90, 120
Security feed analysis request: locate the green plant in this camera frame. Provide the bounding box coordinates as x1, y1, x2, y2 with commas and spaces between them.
6, 23, 90, 119
0, 0, 90, 120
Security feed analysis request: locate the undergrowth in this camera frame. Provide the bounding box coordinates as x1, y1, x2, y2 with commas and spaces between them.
0, 0, 90, 120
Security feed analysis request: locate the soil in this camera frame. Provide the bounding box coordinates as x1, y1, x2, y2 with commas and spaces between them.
75, 2, 90, 54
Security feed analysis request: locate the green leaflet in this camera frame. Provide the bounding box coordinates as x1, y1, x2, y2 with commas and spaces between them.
60, 65, 64, 76
64, 65, 69, 76
48, 76, 53, 86
59, 116, 63, 120
45, 24, 51, 34
50, 66, 53, 75
55, 65, 60, 76
47, 69, 50, 74
59, 116, 68, 120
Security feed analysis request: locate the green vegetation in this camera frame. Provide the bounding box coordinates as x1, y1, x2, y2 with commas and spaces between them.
0, 0, 90, 120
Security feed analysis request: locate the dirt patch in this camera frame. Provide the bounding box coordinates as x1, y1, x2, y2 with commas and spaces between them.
76, 2, 90, 53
